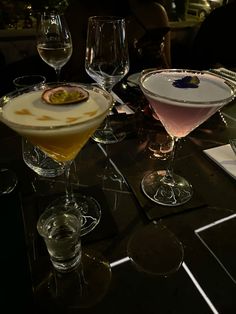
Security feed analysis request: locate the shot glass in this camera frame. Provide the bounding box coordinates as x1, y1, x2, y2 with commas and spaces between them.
37, 206, 82, 273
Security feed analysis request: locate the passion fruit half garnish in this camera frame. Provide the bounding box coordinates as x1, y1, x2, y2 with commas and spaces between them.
42, 85, 89, 105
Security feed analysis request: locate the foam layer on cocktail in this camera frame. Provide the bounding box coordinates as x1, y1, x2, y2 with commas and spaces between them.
143, 71, 234, 105
141, 70, 235, 138
1, 86, 112, 162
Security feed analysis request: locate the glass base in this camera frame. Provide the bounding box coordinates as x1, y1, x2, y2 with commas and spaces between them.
0, 168, 18, 195
127, 222, 184, 276
92, 127, 126, 144
35, 250, 111, 309
141, 170, 193, 206
46, 193, 101, 237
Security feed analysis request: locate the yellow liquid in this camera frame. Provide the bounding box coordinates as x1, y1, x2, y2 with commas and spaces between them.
27, 125, 98, 162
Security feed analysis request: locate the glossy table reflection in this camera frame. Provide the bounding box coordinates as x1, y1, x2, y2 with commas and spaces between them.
1, 82, 236, 313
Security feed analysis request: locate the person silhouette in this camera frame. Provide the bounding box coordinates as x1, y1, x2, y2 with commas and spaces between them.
127, 0, 171, 73
188, 0, 236, 70
63, 0, 171, 81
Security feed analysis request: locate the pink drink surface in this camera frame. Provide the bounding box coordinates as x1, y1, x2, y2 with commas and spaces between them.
142, 71, 234, 138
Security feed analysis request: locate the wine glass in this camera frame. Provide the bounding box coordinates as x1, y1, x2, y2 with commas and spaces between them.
128, 69, 235, 276
36, 12, 73, 81
0, 83, 113, 235
85, 16, 130, 144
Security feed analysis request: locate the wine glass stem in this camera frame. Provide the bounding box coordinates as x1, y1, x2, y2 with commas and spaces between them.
103, 86, 114, 131
163, 137, 178, 184
64, 161, 76, 207
55, 68, 61, 82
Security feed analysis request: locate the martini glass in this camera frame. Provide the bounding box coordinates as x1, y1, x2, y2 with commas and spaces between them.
140, 69, 235, 206
0, 83, 113, 236
128, 69, 235, 276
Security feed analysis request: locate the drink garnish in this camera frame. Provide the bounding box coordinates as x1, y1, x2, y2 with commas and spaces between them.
173, 76, 200, 88
42, 85, 89, 105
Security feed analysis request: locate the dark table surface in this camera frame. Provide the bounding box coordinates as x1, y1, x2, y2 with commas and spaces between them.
1, 81, 236, 314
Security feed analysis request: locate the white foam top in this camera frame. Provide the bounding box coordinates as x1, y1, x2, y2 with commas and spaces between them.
2, 88, 109, 128
142, 71, 234, 104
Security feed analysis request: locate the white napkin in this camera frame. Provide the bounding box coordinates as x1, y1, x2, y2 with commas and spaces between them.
204, 144, 236, 180
110, 91, 135, 115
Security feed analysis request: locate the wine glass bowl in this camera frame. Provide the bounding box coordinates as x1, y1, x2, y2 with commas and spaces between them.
139, 69, 235, 206
85, 16, 129, 144
37, 12, 73, 81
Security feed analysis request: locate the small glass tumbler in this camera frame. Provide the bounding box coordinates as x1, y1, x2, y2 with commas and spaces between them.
13, 75, 64, 178
37, 206, 82, 273
22, 138, 65, 177
13, 74, 46, 88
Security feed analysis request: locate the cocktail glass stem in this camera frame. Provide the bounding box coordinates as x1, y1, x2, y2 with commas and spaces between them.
63, 161, 77, 209
161, 137, 177, 184
60, 160, 102, 236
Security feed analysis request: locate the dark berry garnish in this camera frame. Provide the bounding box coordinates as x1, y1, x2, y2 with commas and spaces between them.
173, 76, 200, 88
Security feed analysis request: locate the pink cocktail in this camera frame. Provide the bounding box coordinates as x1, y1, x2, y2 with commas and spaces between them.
140, 69, 235, 206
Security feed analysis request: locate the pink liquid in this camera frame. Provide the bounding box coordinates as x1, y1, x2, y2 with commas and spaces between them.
147, 97, 221, 138
142, 70, 235, 138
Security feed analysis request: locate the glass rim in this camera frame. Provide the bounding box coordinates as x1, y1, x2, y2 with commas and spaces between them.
88, 16, 125, 22
139, 68, 236, 107
0, 82, 113, 131
13, 74, 46, 86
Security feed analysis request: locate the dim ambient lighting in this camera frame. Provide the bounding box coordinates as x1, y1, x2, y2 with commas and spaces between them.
182, 262, 219, 314
195, 213, 236, 284
110, 257, 220, 314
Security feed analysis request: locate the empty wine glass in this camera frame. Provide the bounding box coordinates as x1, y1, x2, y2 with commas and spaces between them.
128, 69, 235, 276
37, 12, 73, 81
85, 16, 129, 144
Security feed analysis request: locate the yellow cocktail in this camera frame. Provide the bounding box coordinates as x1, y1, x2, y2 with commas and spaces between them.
1, 83, 113, 162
